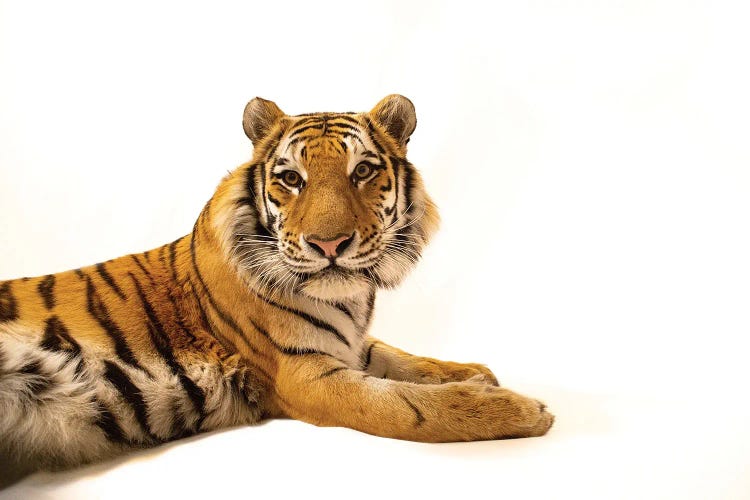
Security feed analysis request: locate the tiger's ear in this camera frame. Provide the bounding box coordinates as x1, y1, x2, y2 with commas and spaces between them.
369, 94, 417, 148
243, 97, 286, 145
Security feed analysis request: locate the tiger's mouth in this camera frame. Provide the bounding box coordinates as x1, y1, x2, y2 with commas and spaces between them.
317, 264, 351, 276
294, 263, 362, 282
295, 263, 373, 300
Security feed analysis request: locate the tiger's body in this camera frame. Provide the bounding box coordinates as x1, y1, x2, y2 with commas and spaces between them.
0, 95, 553, 474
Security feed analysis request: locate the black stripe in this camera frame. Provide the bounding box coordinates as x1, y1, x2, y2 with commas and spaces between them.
85, 275, 149, 374
329, 115, 362, 126
0, 281, 18, 322
73, 358, 85, 376
288, 115, 320, 127
37, 275, 56, 310
267, 212, 277, 230
363, 342, 376, 369
385, 157, 401, 221
241, 163, 262, 214
263, 137, 282, 165
399, 394, 425, 427
254, 292, 350, 348
365, 118, 386, 154
96, 262, 127, 300
380, 176, 393, 192
205, 299, 273, 362
258, 162, 272, 228
287, 123, 324, 138
286, 136, 304, 148
372, 207, 386, 223
41, 316, 82, 355
94, 399, 127, 443
129, 254, 151, 278
258, 128, 283, 166
73, 268, 85, 279
339, 132, 366, 148
19, 360, 52, 394
18, 360, 42, 376
325, 122, 361, 134
290, 114, 360, 124
158, 244, 168, 267
318, 366, 347, 379
168, 238, 181, 285
102, 360, 156, 440
248, 318, 328, 357
129, 273, 206, 427
267, 192, 281, 207
332, 302, 354, 321
384, 201, 397, 217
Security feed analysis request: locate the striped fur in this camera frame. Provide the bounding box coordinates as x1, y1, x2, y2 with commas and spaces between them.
0, 95, 553, 475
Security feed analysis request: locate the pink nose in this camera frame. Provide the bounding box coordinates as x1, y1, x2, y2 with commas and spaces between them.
305, 233, 353, 258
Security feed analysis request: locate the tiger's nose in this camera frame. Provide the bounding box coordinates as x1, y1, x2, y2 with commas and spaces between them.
305, 233, 354, 258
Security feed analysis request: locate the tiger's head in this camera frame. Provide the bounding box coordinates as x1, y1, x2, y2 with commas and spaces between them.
213, 95, 439, 301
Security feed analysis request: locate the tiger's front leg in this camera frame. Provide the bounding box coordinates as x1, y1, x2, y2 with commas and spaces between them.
273, 356, 553, 442
362, 337, 500, 386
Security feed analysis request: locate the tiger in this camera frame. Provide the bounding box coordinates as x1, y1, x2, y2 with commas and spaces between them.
0, 95, 554, 476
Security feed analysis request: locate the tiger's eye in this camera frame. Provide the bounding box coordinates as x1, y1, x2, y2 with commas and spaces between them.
282, 170, 302, 188
354, 163, 373, 180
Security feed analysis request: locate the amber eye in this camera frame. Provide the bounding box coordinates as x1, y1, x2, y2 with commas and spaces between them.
353, 163, 373, 181
281, 170, 303, 189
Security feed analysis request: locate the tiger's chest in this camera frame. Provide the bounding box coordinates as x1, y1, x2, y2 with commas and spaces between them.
254, 291, 375, 369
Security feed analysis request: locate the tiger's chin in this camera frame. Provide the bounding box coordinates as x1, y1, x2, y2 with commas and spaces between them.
299, 269, 372, 301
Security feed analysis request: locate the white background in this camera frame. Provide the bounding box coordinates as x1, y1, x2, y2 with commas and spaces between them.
1, 1, 749, 499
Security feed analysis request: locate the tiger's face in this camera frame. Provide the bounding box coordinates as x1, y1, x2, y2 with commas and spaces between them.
225, 95, 439, 301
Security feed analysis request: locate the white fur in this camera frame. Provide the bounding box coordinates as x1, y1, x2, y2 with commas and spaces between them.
0, 324, 119, 469
0, 321, 263, 472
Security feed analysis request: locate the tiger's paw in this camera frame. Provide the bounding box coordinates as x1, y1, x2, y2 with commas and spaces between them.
501, 394, 555, 438
439, 384, 554, 440
535, 403, 556, 436
518, 399, 555, 438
